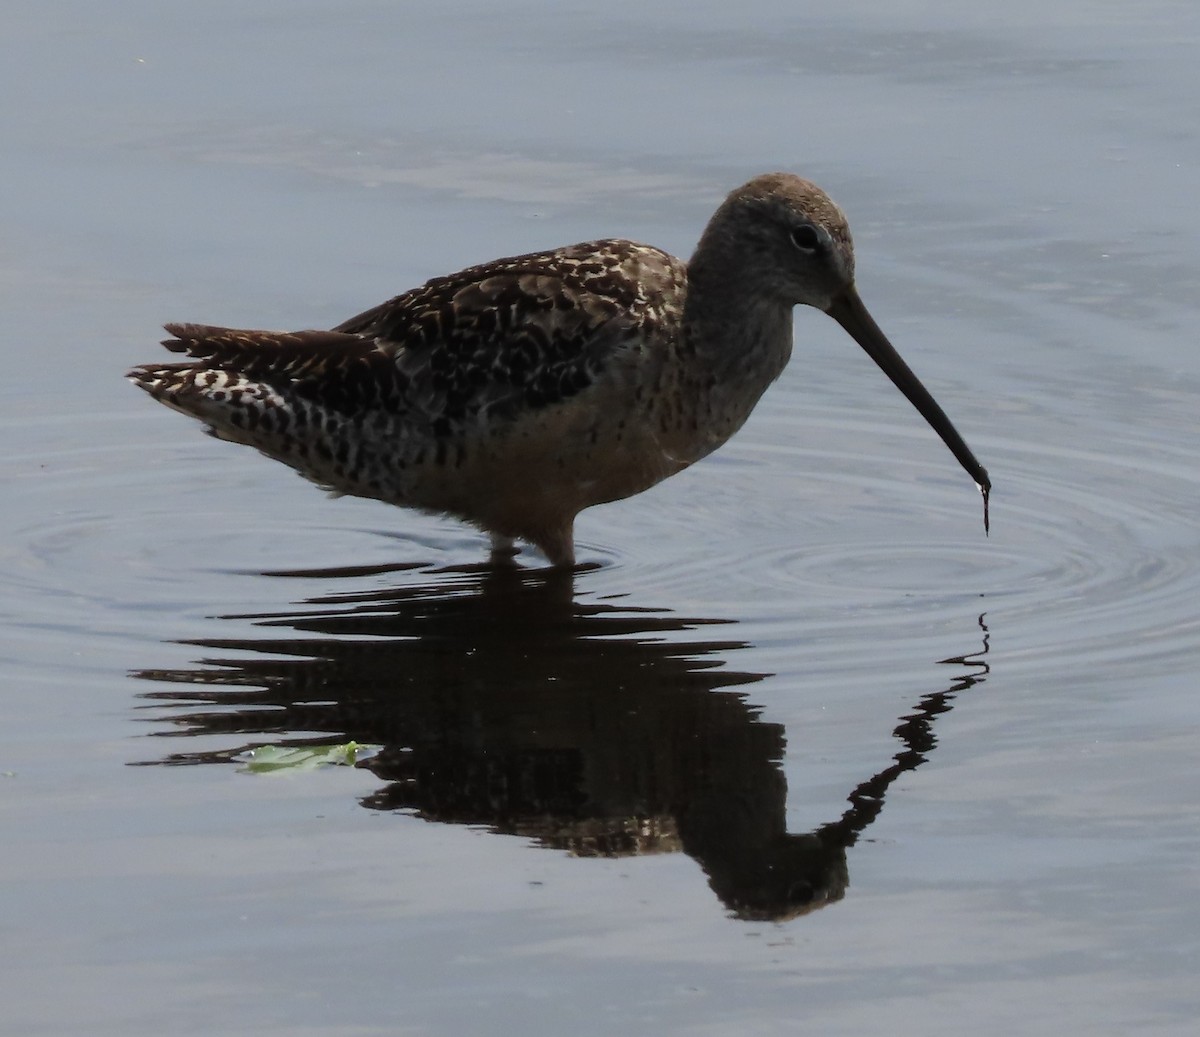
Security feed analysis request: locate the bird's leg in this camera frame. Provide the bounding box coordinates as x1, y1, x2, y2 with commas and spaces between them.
534, 522, 576, 569
489, 532, 519, 565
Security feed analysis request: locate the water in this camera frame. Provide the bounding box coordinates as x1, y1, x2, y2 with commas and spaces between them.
4, 1, 1200, 1033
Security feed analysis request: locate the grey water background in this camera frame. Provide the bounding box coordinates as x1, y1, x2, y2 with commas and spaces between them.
3, 0, 1200, 1033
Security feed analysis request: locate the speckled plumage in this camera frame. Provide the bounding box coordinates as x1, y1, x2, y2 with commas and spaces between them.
129, 173, 990, 565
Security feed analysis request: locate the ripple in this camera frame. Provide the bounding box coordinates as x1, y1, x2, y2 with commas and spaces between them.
6, 392, 1200, 683
582, 395, 1200, 679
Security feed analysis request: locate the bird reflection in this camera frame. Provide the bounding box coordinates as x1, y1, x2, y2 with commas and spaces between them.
132, 564, 989, 921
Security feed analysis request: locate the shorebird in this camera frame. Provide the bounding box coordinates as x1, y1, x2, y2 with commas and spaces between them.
129, 172, 990, 566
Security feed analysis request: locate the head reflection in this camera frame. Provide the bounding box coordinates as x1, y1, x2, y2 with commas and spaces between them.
133, 564, 988, 922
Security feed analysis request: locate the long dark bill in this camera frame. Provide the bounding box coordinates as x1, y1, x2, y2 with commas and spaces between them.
826, 286, 991, 533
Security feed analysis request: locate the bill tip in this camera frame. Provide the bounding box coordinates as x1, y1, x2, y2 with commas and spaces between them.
977, 483, 991, 536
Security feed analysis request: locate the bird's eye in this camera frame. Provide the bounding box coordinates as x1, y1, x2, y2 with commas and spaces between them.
790, 225, 822, 252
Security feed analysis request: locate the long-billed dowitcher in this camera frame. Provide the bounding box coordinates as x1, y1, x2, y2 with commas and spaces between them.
129, 172, 990, 566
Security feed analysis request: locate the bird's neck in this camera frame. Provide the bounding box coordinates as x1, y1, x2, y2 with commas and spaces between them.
671, 265, 795, 459
683, 263, 794, 393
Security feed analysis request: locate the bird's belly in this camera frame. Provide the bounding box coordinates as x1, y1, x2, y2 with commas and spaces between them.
399, 402, 691, 534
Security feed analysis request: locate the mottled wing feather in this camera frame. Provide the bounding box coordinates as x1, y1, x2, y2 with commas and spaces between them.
331, 239, 683, 426
157, 324, 405, 413
136, 239, 684, 437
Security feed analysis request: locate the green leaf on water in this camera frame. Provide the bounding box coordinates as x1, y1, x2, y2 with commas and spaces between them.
238, 741, 379, 774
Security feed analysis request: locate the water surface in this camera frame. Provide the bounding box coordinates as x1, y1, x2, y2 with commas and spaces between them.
3, 2, 1200, 1034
